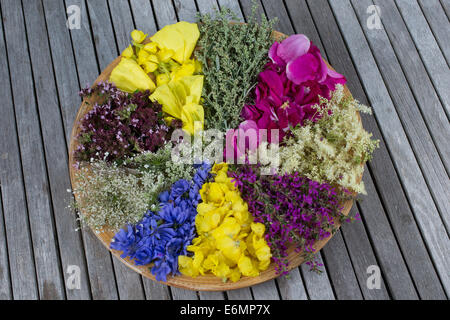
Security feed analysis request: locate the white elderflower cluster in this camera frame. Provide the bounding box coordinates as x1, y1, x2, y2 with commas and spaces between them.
278, 85, 379, 194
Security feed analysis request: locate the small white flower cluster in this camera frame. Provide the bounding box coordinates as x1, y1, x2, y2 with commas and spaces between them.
277, 85, 379, 194
73, 144, 195, 231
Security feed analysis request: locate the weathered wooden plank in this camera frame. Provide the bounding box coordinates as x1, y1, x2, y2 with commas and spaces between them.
284, 0, 322, 45
81, 230, 118, 300
329, 0, 450, 297
300, 253, 335, 300
152, 0, 178, 27
352, 0, 450, 246
260, 0, 295, 34
196, 0, 220, 16
239, 0, 265, 21
66, 0, 100, 87
85, 0, 118, 71
108, 0, 135, 52
251, 280, 280, 300
170, 287, 199, 300
129, 0, 157, 33
395, 0, 450, 117
218, 0, 244, 20
441, 0, 450, 18
226, 288, 253, 300
199, 291, 226, 300
261, 0, 346, 300
173, 0, 198, 22
356, 169, 423, 299
322, 232, 363, 300
306, 0, 439, 300
44, 0, 119, 300
361, 1, 450, 174
141, 277, 171, 300
25, 0, 101, 300
276, 269, 308, 300
111, 256, 145, 300
340, 207, 390, 299
418, 0, 450, 63
2, 0, 68, 300
354, 1, 450, 232
0, 187, 12, 299
0, 3, 37, 300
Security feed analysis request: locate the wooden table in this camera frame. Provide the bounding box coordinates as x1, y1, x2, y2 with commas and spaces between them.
0, 0, 448, 300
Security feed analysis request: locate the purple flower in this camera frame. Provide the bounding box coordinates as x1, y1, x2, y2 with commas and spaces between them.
230, 164, 349, 275
74, 81, 181, 164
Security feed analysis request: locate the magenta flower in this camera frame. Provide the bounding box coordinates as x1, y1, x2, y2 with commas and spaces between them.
269, 34, 346, 90
241, 34, 347, 145
224, 120, 260, 163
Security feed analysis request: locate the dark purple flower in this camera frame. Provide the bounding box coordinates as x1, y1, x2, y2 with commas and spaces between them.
229, 164, 350, 275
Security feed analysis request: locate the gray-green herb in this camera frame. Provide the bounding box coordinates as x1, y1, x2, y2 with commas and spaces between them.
195, 6, 276, 130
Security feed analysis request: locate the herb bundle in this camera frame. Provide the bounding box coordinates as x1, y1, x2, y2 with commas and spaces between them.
195, 7, 276, 130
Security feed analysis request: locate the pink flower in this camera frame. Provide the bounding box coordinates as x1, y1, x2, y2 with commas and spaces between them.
269, 34, 310, 66
224, 120, 260, 163
269, 34, 346, 90
240, 34, 347, 146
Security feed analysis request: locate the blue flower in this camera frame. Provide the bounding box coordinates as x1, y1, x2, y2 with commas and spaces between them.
110, 163, 212, 282
110, 225, 138, 259
170, 179, 190, 200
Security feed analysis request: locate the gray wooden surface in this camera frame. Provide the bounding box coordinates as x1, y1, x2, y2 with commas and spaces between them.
0, 0, 448, 300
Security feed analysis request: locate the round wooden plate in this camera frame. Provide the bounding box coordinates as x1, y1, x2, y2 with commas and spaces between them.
69, 30, 360, 291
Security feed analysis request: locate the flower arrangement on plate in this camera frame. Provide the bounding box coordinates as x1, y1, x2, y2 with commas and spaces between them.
69, 7, 378, 291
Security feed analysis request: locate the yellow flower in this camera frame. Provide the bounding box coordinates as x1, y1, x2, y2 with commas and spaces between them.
131, 29, 147, 43
142, 61, 158, 73
251, 222, 265, 237
238, 255, 259, 277
109, 58, 156, 93
181, 102, 204, 134
143, 42, 158, 53
178, 164, 271, 282
150, 22, 200, 64
156, 73, 170, 87
229, 268, 242, 282
150, 75, 204, 135
170, 60, 196, 82
121, 45, 134, 58
157, 48, 175, 62
211, 163, 228, 175
148, 54, 159, 64
137, 49, 150, 65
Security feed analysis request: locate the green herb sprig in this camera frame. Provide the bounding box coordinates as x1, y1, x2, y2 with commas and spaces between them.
195, 6, 277, 131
